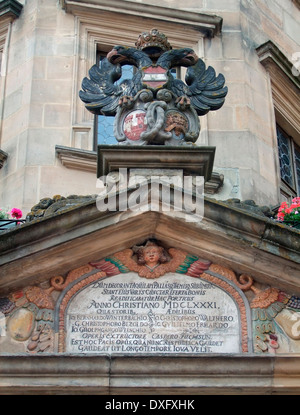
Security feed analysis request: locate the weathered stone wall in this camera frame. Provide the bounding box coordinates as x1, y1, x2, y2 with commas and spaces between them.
0, 0, 98, 214
0, 0, 299, 213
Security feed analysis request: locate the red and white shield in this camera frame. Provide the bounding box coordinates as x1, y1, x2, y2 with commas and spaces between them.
123, 110, 147, 141
142, 66, 168, 90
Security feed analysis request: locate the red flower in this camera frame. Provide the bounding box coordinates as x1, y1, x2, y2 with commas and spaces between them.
10, 208, 22, 219
291, 197, 300, 209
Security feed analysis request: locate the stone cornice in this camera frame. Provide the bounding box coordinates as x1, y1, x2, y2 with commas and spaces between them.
59, 0, 223, 37
256, 41, 300, 90
256, 40, 300, 139
0, 354, 300, 394
0, 0, 23, 21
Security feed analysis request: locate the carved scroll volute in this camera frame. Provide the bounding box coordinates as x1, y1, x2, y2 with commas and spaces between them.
50, 264, 94, 291
209, 264, 253, 291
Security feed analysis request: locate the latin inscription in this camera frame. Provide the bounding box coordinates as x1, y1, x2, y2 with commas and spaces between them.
66, 273, 240, 354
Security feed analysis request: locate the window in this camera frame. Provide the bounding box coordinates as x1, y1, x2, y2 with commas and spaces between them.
277, 125, 300, 200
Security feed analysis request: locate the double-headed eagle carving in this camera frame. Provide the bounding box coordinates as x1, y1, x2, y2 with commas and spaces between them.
79, 29, 228, 145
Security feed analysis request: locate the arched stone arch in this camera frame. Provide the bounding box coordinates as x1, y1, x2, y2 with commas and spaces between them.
54, 252, 252, 354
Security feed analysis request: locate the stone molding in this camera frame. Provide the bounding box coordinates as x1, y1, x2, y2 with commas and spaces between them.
0, 195, 299, 296
0, 0, 23, 21
0, 148, 7, 168
0, 355, 300, 394
97, 145, 215, 181
56, 145, 96, 173
59, 0, 223, 37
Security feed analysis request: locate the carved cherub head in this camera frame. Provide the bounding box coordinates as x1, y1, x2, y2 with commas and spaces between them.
133, 241, 170, 269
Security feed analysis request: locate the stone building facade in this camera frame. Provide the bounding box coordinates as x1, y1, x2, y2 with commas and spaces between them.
0, 0, 299, 214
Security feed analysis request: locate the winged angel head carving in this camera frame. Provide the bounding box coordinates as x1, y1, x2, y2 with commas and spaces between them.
79, 28, 228, 145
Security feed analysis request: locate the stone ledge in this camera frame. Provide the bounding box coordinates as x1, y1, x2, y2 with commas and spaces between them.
0, 354, 300, 394
0, 0, 23, 20
256, 40, 300, 89
55, 145, 96, 173
97, 145, 216, 182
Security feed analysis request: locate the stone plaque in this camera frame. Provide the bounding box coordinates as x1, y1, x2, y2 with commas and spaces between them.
66, 272, 241, 354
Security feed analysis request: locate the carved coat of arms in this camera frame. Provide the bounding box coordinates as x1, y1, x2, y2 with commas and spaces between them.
79, 28, 228, 145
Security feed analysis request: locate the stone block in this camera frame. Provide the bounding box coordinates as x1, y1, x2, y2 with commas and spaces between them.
32, 57, 47, 80
34, 33, 56, 57
28, 104, 44, 128
217, 60, 247, 83
5, 60, 34, 96
234, 106, 250, 130
225, 82, 246, 106
283, 10, 300, 44
209, 166, 241, 200
246, 65, 269, 96
257, 140, 277, 184
208, 105, 235, 131
223, 32, 244, 60
25, 128, 70, 166
221, 11, 241, 31
209, 130, 260, 172
0, 138, 17, 177
2, 106, 30, 143
31, 79, 72, 104
255, 0, 283, 28
3, 88, 23, 119
36, 0, 58, 29
23, 166, 41, 206
46, 56, 73, 80
72, 128, 93, 150
205, 36, 223, 60
239, 168, 278, 205
0, 166, 25, 210
39, 165, 97, 201
204, 0, 240, 11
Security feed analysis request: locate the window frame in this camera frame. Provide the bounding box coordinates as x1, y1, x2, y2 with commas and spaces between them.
276, 124, 300, 200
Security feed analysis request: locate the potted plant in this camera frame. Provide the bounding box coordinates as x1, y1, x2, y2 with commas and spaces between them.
277, 197, 300, 229
0, 208, 23, 231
